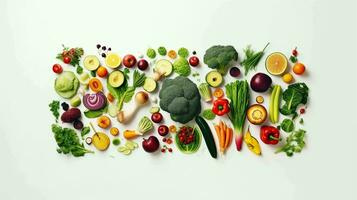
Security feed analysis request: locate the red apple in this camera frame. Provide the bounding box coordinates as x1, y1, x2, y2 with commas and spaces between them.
142, 136, 160, 153
137, 59, 148, 71
158, 125, 169, 136
189, 56, 199, 67
123, 54, 137, 68
151, 112, 163, 123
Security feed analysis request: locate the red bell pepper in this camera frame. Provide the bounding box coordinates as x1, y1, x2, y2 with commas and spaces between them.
212, 98, 230, 116
260, 126, 281, 145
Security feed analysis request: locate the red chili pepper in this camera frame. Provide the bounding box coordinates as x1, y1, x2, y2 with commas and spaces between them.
260, 126, 281, 145
212, 98, 230, 116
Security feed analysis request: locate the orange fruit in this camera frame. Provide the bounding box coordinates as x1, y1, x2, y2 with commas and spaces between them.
168, 50, 177, 59
110, 127, 119, 136
282, 73, 294, 83
97, 116, 111, 129
293, 63, 306, 75
265, 52, 288, 75
97, 66, 108, 77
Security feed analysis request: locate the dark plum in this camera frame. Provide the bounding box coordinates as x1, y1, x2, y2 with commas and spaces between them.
250, 73, 272, 92
229, 67, 241, 77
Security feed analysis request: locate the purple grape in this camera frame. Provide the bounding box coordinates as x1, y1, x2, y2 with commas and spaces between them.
230, 67, 241, 77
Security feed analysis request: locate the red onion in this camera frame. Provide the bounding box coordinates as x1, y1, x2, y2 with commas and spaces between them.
83, 92, 107, 110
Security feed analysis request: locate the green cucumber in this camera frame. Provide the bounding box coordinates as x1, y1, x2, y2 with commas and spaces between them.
195, 116, 217, 158
273, 85, 281, 123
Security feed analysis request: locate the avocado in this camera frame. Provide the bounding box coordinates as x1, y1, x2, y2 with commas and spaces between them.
205, 71, 223, 88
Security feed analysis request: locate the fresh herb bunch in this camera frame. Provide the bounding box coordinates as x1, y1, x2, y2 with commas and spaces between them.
56, 45, 84, 74
49, 100, 60, 122
276, 129, 306, 157
241, 43, 270, 75
51, 124, 94, 157
225, 80, 250, 151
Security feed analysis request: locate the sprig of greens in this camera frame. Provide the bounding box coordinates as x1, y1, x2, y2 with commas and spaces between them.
241, 43, 269, 75
49, 100, 60, 122
51, 124, 94, 157
276, 129, 306, 157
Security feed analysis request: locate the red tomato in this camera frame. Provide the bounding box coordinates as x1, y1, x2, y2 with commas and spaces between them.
52, 64, 63, 74
63, 56, 71, 64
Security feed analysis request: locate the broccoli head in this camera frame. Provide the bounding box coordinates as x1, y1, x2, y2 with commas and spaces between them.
203, 45, 238, 74
159, 76, 201, 124
173, 57, 191, 76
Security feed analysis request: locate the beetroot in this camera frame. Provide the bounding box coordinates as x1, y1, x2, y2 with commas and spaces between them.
61, 108, 81, 123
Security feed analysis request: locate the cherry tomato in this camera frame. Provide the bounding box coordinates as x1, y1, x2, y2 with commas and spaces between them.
300, 108, 306, 114
52, 64, 63, 74
63, 56, 71, 64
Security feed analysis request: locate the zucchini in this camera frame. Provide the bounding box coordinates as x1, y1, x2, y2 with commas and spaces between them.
269, 86, 277, 123
195, 116, 217, 158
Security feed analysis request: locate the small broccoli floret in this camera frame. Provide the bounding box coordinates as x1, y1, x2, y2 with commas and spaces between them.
173, 57, 191, 76
203, 45, 238, 74
178, 47, 189, 58
159, 76, 201, 124
157, 46, 167, 56
146, 48, 156, 59
198, 83, 212, 102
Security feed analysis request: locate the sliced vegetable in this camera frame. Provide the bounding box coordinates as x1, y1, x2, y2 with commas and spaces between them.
198, 83, 212, 102
137, 116, 154, 135
256, 96, 264, 104
213, 88, 224, 98
143, 77, 157, 93
149, 106, 160, 114
83, 92, 107, 111
246, 104, 267, 125
89, 78, 103, 92
205, 71, 223, 88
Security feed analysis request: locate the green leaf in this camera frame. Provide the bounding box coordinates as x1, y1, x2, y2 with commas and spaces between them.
81, 126, 90, 138
123, 86, 135, 103
84, 106, 107, 118
280, 119, 295, 133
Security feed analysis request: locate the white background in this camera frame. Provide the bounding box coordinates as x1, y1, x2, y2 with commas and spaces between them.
1, 0, 356, 199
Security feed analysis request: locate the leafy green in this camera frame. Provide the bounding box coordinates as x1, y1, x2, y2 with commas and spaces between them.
146, 48, 156, 59
107, 69, 146, 111
178, 47, 189, 58
80, 126, 90, 139
289, 55, 298, 63
84, 106, 108, 118
132, 70, 146, 88
280, 119, 294, 133
299, 118, 304, 124
202, 109, 216, 120
76, 65, 83, 74
158, 46, 167, 56
280, 83, 309, 118
49, 100, 60, 122
51, 124, 93, 157
241, 43, 269, 76
276, 129, 306, 157
225, 80, 250, 135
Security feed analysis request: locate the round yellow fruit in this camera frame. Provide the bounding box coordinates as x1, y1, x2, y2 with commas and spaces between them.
105, 53, 121, 68
92, 132, 110, 151
265, 52, 288, 75
282, 73, 294, 84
